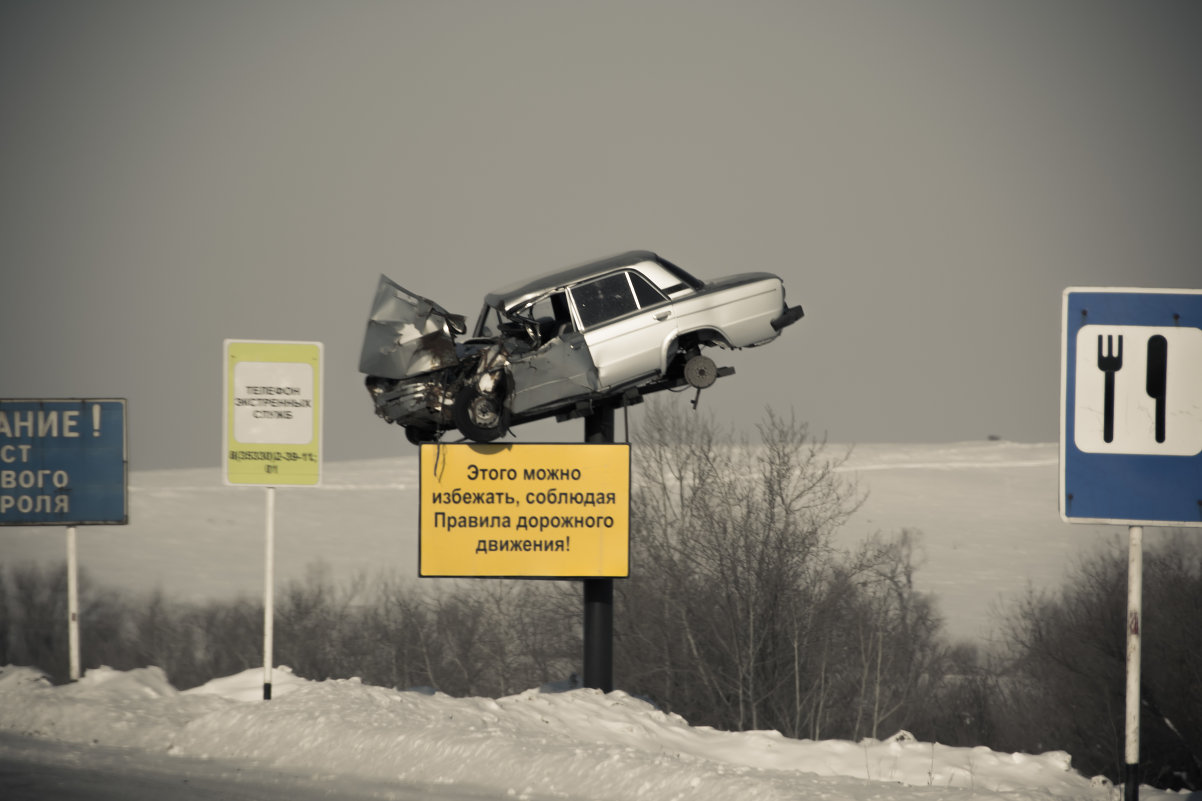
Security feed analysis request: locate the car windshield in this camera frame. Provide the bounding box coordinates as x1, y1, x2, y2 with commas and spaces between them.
474, 305, 505, 338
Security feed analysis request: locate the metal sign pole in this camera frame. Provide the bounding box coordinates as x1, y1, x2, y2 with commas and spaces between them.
66, 525, 80, 682
263, 486, 276, 701
1124, 524, 1143, 801
582, 407, 615, 692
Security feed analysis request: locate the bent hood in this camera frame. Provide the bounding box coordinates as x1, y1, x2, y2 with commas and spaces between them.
359, 275, 467, 379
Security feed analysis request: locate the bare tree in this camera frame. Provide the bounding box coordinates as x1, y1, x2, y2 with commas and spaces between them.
619, 402, 865, 733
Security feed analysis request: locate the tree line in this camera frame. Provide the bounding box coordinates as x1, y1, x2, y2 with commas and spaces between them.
1, 403, 1197, 790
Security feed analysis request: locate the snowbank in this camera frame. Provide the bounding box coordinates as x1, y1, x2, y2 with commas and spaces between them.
0, 664, 1178, 801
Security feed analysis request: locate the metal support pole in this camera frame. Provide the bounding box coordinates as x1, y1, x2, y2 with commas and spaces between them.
583, 577, 613, 691
263, 486, 276, 701
66, 526, 80, 682
1124, 525, 1143, 801
583, 406, 615, 692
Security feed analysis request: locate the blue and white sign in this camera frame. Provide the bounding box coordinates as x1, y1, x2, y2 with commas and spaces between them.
1061, 289, 1202, 526
0, 399, 128, 526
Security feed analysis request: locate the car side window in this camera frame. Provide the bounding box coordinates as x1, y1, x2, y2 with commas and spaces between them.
629, 271, 667, 308
528, 293, 574, 340
572, 273, 639, 329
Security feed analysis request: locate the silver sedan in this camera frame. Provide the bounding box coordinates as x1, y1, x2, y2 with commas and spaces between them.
360, 250, 803, 443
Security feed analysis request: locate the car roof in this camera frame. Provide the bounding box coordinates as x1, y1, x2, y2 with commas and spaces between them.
483, 250, 701, 311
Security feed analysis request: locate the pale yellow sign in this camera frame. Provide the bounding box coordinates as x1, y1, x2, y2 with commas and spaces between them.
419, 443, 630, 577
223, 340, 323, 486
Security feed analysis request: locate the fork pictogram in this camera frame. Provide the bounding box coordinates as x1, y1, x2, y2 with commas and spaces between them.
1097, 334, 1123, 443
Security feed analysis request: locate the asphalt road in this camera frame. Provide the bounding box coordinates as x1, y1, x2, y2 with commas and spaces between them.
0, 733, 523, 801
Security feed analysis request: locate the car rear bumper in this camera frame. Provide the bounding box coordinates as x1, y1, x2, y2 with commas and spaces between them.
771, 304, 804, 331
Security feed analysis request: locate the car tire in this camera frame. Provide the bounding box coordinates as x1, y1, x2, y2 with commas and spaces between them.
453, 381, 508, 442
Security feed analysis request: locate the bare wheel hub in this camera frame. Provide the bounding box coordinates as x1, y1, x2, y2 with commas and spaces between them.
684, 355, 718, 389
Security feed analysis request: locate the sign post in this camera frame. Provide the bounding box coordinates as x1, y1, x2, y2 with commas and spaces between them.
1125, 524, 1143, 801
1061, 288, 1202, 801
582, 407, 617, 692
67, 525, 79, 680
1, 398, 128, 681
224, 340, 323, 700
418, 436, 630, 692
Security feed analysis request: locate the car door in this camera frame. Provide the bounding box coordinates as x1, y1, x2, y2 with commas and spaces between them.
506, 291, 603, 416
570, 270, 676, 390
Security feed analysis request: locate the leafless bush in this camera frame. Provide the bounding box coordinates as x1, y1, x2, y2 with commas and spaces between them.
616, 402, 952, 740
0, 561, 578, 694
991, 533, 1202, 790
0, 562, 133, 684
2, 563, 78, 682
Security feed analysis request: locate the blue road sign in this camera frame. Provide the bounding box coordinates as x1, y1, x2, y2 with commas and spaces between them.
0, 399, 128, 526
1061, 289, 1202, 526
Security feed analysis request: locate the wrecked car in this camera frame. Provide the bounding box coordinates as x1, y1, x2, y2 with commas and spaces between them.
359, 250, 803, 443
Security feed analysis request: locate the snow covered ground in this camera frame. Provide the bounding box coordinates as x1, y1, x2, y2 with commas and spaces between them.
2, 440, 1135, 644
0, 663, 1180, 801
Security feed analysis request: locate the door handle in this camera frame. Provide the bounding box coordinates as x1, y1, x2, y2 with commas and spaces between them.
654, 310, 671, 321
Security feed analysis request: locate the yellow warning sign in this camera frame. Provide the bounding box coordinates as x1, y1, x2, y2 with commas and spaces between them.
419, 443, 630, 577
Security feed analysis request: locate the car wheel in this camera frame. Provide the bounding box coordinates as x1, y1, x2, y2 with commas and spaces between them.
453, 381, 508, 442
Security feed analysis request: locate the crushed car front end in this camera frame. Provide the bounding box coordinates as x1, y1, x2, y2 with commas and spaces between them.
359, 276, 476, 442
360, 275, 540, 443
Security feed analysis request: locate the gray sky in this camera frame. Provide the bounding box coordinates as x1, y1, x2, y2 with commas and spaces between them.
2, 1, 1200, 469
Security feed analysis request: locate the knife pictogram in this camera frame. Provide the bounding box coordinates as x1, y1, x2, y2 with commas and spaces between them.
1145, 334, 1167, 443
